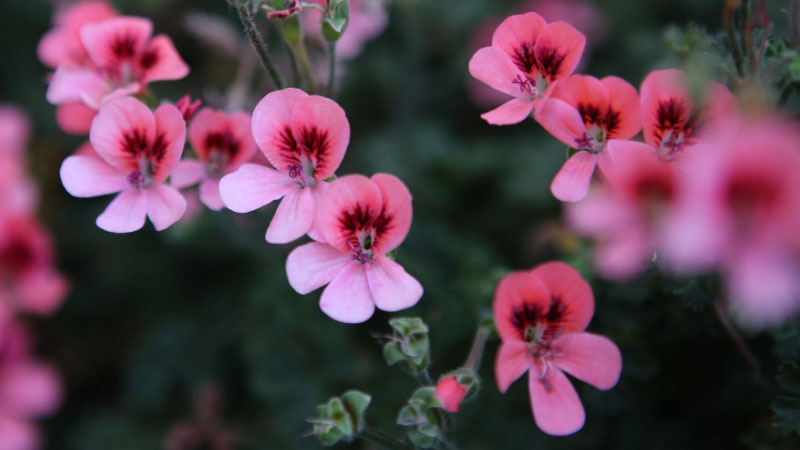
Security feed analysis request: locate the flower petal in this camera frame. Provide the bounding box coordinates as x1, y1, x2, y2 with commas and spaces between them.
151, 103, 186, 181
553, 332, 622, 390
140, 35, 189, 84
218, 164, 297, 213
534, 97, 588, 149
46, 67, 110, 109
640, 69, 691, 149
199, 178, 224, 211
534, 22, 586, 82
493, 270, 552, 343
60, 155, 127, 197
0, 361, 61, 418
319, 261, 376, 323
602, 76, 641, 140
146, 184, 186, 231
96, 189, 148, 233
528, 368, 585, 436
370, 173, 413, 254
266, 186, 316, 243
56, 102, 96, 135
530, 261, 594, 332
480, 98, 535, 125
491, 13, 547, 64
0, 416, 38, 450
468, 47, 525, 98
316, 174, 384, 254
365, 255, 423, 312
495, 340, 533, 393
251, 88, 309, 171
81, 16, 152, 69
550, 151, 598, 202
170, 159, 206, 189
548, 75, 609, 117
286, 242, 352, 294
90, 97, 156, 173
289, 95, 350, 180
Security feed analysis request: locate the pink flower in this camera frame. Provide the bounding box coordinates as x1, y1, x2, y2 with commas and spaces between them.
494, 262, 621, 435
434, 377, 468, 413
468, 12, 586, 125
37, 0, 119, 69
0, 106, 30, 159
60, 96, 188, 233
534, 75, 641, 201
568, 145, 678, 280
285, 174, 423, 323
0, 217, 68, 316
520, 0, 608, 45
172, 108, 256, 211
661, 117, 800, 327
46, 16, 189, 112
175, 95, 202, 122
55, 102, 97, 135
219, 88, 349, 243
302, 0, 388, 60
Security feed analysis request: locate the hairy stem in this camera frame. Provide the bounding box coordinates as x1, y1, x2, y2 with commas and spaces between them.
713, 300, 769, 389
359, 427, 415, 450
463, 325, 491, 371
327, 40, 337, 97
724, 0, 745, 77
234, 1, 285, 89
293, 39, 316, 93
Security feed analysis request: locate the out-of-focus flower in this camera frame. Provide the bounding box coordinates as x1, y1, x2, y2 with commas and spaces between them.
46, 17, 189, 115
175, 95, 203, 123
534, 75, 641, 201
434, 376, 469, 413
521, 0, 608, 45
265, 0, 302, 20
661, 117, 800, 327
0, 217, 68, 317
302, 0, 387, 60
0, 106, 37, 219
0, 106, 31, 159
220, 88, 349, 244
172, 108, 256, 211
568, 145, 678, 280
60, 97, 187, 233
286, 174, 423, 323
494, 262, 621, 435
36, 0, 119, 69
469, 12, 586, 125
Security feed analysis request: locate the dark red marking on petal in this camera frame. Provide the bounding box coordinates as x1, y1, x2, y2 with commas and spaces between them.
654, 99, 693, 145
297, 127, 330, 177
139, 46, 159, 71
577, 103, 604, 127
203, 131, 241, 161
277, 125, 300, 164
604, 109, 621, 136
510, 296, 566, 343
338, 203, 395, 254
121, 129, 167, 173
111, 33, 138, 61
535, 46, 565, 81
512, 43, 537, 74
725, 170, 781, 233
0, 237, 36, 277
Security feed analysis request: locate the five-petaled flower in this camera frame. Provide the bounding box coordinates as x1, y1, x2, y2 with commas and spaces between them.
285, 174, 423, 323
172, 108, 257, 211
494, 262, 621, 435
60, 96, 188, 233
468, 12, 586, 125
220, 88, 350, 244
534, 74, 641, 201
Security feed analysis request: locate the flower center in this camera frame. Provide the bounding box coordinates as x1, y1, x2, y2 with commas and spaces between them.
287, 156, 317, 188
128, 157, 154, 189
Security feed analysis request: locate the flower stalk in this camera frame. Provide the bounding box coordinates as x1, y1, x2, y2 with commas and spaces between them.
233, 0, 285, 89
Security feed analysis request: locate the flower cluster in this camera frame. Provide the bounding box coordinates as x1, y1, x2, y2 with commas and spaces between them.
470, 11, 800, 328
0, 105, 65, 449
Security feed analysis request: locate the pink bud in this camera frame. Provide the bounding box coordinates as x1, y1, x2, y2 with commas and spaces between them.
434, 377, 468, 413
176, 95, 202, 122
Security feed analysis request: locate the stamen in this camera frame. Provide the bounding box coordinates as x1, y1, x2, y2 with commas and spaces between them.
287, 162, 302, 178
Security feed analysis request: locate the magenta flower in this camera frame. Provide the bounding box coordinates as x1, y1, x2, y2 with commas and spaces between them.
175, 95, 202, 122
285, 174, 423, 323
60, 96, 188, 233
219, 88, 349, 244
468, 12, 586, 125
534, 75, 641, 201
434, 377, 469, 413
46, 16, 189, 113
172, 108, 256, 211
494, 262, 621, 435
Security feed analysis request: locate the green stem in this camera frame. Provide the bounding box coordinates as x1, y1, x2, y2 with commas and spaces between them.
712, 300, 771, 389
724, 0, 745, 77
234, 1, 285, 89
293, 39, 316, 93
463, 325, 491, 371
359, 427, 415, 450
283, 36, 302, 86
327, 39, 337, 97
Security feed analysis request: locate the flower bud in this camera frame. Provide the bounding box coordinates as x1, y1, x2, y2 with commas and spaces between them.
322, 0, 350, 42
434, 376, 469, 413
309, 390, 371, 446
175, 95, 202, 122
396, 387, 443, 448
382, 317, 430, 375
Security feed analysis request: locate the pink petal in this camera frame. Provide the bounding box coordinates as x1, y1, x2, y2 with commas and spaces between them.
96, 189, 148, 233
228, 111, 258, 168
266, 186, 316, 243
0, 416, 38, 450
289, 95, 350, 180
37, 29, 68, 69
481, 98, 535, 125
170, 159, 206, 189
548, 75, 609, 116
491, 13, 547, 63
316, 174, 384, 254
151, 103, 186, 181
550, 151, 598, 202
493, 271, 552, 343
286, 242, 353, 294
594, 227, 653, 281
319, 261, 376, 323
534, 22, 586, 81
15, 270, 68, 315
528, 368, 585, 436
495, 340, 533, 393
365, 255, 423, 312
534, 97, 588, 149
552, 332, 622, 390
90, 97, 156, 173
146, 183, 187, 231
370, 173, 412, 254
468, 47, 525, 98
530, 262, 595, 333
0, 362, 61, 418
218, 164, 298, 213
45, 67, 110, 109
140, 35, 189, 84
187, 108, 217, 158
639, 69, 691, 149
81, 17, 153, 69
251, 88, 309, 170
56, 102, 96, 135
434, 376, 468, 413
602, 76, 641, 140
60, 155, 128, 197
199, 178, 224, 211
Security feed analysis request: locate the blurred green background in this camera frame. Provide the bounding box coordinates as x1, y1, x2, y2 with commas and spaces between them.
2, 0, 799, 448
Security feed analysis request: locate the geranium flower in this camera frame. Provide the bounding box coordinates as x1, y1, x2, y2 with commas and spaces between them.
468, 12, 585, 125
285, 174, 423, 323
172, 108, 256, 211
220, 88, 349, 244
494, 262, 621, 435
60, 96, 187, 233
37, 0, 119, 69
534, 75, 641, 201
46, 16, 189, 113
